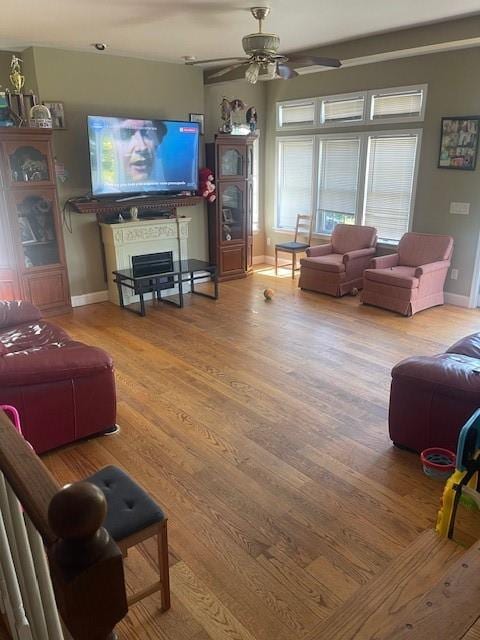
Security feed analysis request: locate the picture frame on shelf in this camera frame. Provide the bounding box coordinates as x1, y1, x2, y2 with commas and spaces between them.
42, 101, 66, 129
438, 116, 480, 171
189, 113, 204, 135
18, 216, 37, 244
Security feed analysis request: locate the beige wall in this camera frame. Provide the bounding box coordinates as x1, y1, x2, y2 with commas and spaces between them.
27, 47, 206, 297
204, 81, 267, 256
264, 47, 480, 298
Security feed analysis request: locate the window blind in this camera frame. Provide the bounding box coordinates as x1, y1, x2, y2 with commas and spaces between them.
277, 138, 314, 229
322, 97, 364, 123
317, 138, 360, 233
371, 90, 423, 119
363, 135, 418, 241
278, 102, 315, 128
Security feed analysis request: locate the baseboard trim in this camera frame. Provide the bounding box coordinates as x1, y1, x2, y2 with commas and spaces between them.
263, 256, 291, 266
444, 292, 471, 308
71, 290, 109, 307
253, 255, 266, 265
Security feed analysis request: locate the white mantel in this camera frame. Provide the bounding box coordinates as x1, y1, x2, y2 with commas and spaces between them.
100, 217, 191, 306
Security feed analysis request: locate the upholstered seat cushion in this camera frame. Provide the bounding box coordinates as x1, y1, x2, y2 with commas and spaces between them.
300, 254, 345, 273
87, 465, 165, 542
364, 266, 419, 289
275, 241, 310, 251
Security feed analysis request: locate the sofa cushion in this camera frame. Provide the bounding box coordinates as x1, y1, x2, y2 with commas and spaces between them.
0, 321, 71, 355
447, 333, 480, 359
398, 232, 453, 267
300, 254, 345, 273
0, 301, 42, 330
331, 224, 376, 254
364, 266, 419, 289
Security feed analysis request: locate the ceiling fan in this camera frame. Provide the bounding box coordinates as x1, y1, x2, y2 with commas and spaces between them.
184, 6, 342, 84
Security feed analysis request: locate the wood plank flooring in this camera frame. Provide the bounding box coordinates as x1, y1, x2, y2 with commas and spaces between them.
43, 266, 480, 640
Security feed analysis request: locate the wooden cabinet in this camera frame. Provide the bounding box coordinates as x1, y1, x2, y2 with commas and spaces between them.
0, 129, 71, 314
206, 134, 255, 281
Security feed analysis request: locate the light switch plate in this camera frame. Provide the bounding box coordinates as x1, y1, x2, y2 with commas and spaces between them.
451, 268, 459, 280
450, 202, 470, 215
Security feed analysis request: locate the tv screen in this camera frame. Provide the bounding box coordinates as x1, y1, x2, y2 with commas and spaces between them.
87, 116, 199, 197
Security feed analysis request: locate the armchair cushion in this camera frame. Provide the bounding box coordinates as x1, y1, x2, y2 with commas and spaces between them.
398, 232, 453, 267
343, 247, 376, 264
300, 254, 345, 273
364, 266, 419, 289
369, 253, 399, 269
414, 260, 451, 277
0, 301, 41, 330
331, 224, 377, 254
306, 244, 333, 258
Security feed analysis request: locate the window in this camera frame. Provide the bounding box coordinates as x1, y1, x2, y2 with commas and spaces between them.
276, 137, 314, 229
370, 87, 425, 121
321, 95, 365, 125
276, 130, 421, 241
316, 137, 360, 234
277, 85, 427, 129
277, 100, 316, 129
363, 134, 419, 242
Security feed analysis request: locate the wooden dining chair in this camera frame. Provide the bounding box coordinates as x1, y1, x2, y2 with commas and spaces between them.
275, 214, 313, 278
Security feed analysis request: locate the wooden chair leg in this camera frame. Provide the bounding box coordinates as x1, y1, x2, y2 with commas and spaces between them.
292, 253, 295, 279
275, 249, 278, 275
158, 519, 171, 612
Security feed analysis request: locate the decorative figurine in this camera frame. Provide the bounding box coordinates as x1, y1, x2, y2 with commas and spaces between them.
9, 56, 25, 94
246, 106, 258, 133
130, 206, 139, 221
220, 98, 232, 133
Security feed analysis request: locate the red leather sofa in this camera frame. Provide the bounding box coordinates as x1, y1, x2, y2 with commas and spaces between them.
389, 332, 480, 452
0, 300, 116, 453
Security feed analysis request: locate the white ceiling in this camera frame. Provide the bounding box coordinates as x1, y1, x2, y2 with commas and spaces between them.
1, 0, 480, 64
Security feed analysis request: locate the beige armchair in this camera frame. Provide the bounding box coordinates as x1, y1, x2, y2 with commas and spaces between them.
299, 224, 377, 296
361, 232, 454, 316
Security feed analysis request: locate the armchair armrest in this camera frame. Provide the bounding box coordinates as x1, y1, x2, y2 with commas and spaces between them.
306, 244, 333, 257
369, 253, 399, 269
0, 301, 42, 330
343, 247, 376, 264
414, 260, 451, 278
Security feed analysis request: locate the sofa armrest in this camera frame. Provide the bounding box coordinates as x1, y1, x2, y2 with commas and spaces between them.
306, 244, 333, 257
369, 253, 399, 269
0, 301, 42, 329
0, 343, 113, 387
414, 260, 451, 277
343, 247, 376, 264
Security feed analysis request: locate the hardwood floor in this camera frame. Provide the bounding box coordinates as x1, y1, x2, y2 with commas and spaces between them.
43, 267, 480, 640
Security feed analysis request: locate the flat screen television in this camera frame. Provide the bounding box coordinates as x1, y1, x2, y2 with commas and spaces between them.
87, 116, 199, 197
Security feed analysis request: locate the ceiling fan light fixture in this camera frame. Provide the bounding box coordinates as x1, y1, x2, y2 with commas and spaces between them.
245, 61, 261, 84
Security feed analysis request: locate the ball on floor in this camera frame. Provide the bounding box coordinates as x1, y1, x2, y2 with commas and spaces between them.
264, 288, 274, 301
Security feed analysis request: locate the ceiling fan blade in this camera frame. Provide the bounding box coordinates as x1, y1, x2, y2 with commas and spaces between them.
276, 64, 299, 80
287, 54, 342, 68
208, 62, 249, 79
186, 57, 248, 66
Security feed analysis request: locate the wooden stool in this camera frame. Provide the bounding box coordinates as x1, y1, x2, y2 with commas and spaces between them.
87, 465, 170, 611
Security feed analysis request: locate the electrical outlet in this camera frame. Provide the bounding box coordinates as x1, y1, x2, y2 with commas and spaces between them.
451, 268, 459, 280
450, 202, 470, 215
266, 237, 271, 246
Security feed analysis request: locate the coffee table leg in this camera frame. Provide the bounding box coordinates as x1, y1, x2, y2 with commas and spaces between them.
140, 292, 146, 317
116, 279, 125, 308
178, 275, 184, 308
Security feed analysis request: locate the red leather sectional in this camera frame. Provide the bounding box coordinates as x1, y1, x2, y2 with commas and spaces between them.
0, 300, 116, 453
389, 332, 480, 452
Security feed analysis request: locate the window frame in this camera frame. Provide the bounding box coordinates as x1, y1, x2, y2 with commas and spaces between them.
276, 84, 428, 130
275, 128, 422, 243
